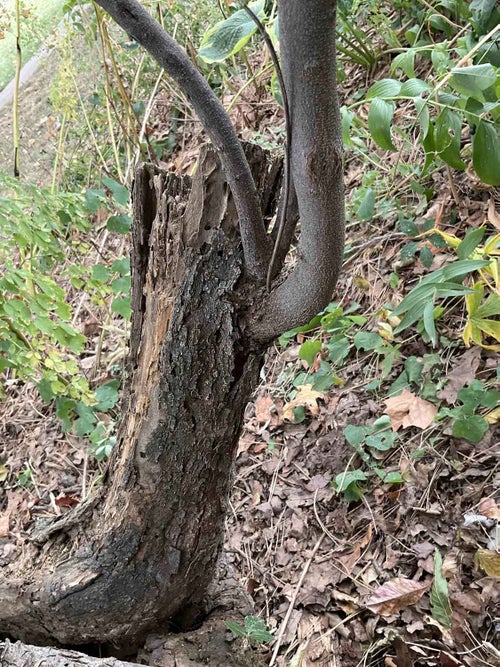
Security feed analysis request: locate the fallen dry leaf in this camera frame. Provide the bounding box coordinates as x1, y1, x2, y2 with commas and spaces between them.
365, 577, 429, 615
282, 385, 325, 421
0, 513, 10, 538
437, 347, 481, 404
255, 395, 275, 424
478, 497, 500, 520
384, 389, 437, 431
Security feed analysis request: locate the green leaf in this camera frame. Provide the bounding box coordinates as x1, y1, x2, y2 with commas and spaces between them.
75, 402, 98, 437
111, 257, 131, 275
106, 214, 132, 234
435, 108, 466, 170
333, 469, 367, 501
391, 50, 416, 79
95, 379, 120, 412
92, 264, 110, 282
225, 620, 247, 638
111, 296, 132, 319
84, 188, 105, 213
366, 78, 402, 100
449, 64, 497, 99
111, 276, 131, 295
419, 245, 434, 268
198, 0, 265, 63
357, 188, 375, 220
102, 176, 129, 206
423, 300, 437, 347
368, 98, 396, 150
353, 331, 382, 351
399, 78, 431, 97
452, 415, 489, 443
456, 227, 486, 260
430, 551, 452, 629
472, 120, 500, 185
244, 616, 274, 643
299, 340, 322, 366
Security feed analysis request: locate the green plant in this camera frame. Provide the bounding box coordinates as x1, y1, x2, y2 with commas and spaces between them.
437, 380, 500, 443
225, 615, 274, 643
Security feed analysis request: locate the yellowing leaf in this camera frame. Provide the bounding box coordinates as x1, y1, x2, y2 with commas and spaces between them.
365, 577, 429, 615
384, 389, 437, 431
485, 407, 500, 424
475, 549, 500, 577
282, 385, 325, 421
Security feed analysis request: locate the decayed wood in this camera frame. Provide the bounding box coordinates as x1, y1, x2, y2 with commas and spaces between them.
0, 144, 281, 650
0, 640, 142, 667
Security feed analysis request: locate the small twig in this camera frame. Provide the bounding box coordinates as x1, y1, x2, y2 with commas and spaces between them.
269, 534, 324, 666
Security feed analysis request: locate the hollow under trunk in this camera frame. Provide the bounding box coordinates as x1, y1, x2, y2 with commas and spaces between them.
0, 144, 281, 652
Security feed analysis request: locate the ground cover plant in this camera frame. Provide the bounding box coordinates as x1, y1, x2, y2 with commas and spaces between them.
0, 1, 499, 666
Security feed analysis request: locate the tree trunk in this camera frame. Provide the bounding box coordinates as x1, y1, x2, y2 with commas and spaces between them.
0, 144, 281, 651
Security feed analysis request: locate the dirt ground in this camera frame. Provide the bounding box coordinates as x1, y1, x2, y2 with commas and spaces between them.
0, 21, 499, 667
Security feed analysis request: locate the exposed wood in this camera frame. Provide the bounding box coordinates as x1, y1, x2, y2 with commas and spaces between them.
0, 640, 141, 667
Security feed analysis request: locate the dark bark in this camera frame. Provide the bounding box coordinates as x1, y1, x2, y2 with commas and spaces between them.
0, 145, 281, 650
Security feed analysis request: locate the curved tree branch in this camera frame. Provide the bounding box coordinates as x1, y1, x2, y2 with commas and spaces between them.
248, 0, 345, 341
94, 0, 271, 279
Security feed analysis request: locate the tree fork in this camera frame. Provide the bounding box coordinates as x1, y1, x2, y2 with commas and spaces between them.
0, 145, 281, 650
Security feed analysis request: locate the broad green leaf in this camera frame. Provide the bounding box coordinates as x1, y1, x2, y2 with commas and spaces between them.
430, 550, 452, 629
366, 78, 402, 100
244, 616, 274, 643
333, 468, 367, 494
299, 340, 322, 366
111, 276, 131, 295
341, 106, 355, 147
107, 214, 132, 234
456, 227, 486, 260
75, 402, 98, 437
357, 188, 375, 220
225, 620, 247, 638
391, 50, 416, 79
472, 120, 500, 185
435, 108, 466, 170
198, 0, 265, 63
400, 78, 430, 97
92, 264, 110, 282
111, 296, 132, 319
450, 64, 497, 99
368, 98, 396, 150
95, 379, 121, 412
353, 331, 382, 351
102, 176, 129, 206
452, 415, 489, 443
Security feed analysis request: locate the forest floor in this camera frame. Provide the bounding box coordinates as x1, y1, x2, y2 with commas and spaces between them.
0, 16, 499, 667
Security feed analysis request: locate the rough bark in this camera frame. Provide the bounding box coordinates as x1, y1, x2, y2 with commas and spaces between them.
1, 640, 142, 667
0, 145, 281, 651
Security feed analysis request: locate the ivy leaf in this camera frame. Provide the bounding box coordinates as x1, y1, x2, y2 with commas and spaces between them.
368, 98, 396, 150
95, 379, 121, 412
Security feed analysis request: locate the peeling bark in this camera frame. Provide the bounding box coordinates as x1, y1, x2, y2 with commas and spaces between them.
0, 145, 281, 651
